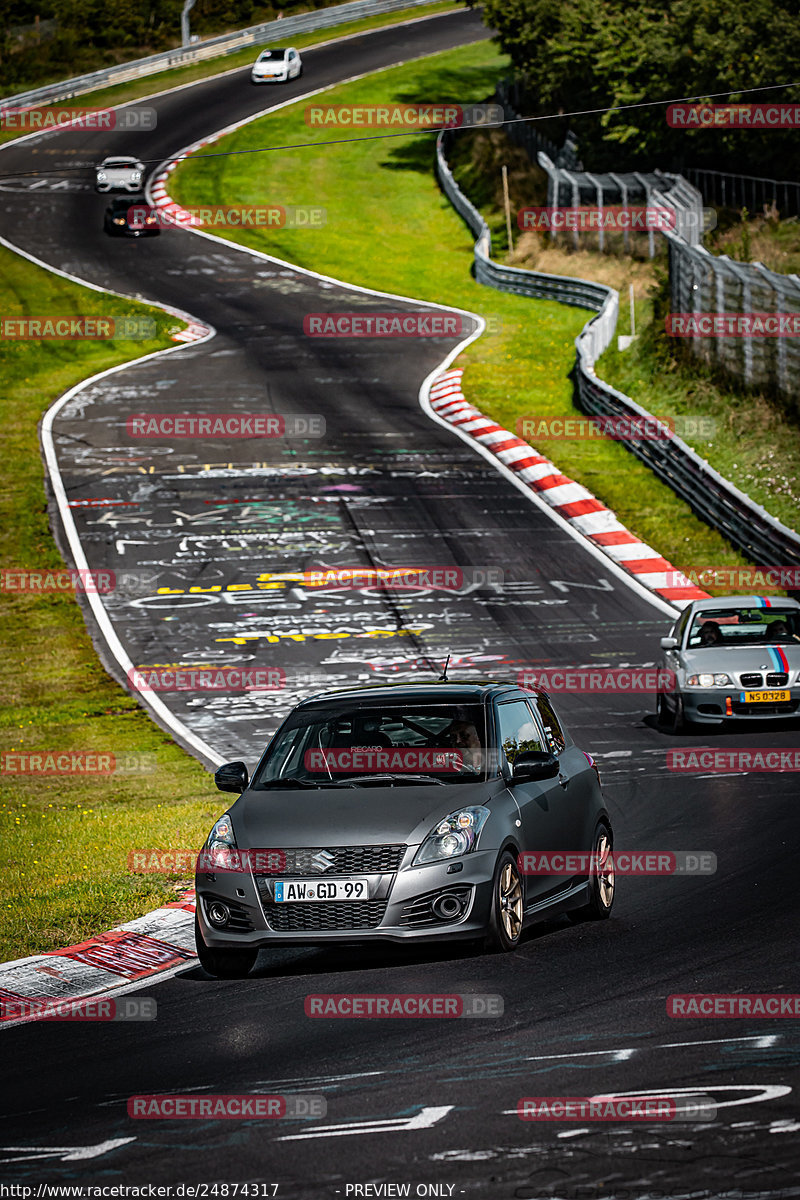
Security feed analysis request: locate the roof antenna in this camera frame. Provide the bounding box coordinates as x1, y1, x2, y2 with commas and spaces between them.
438, 653, 451, 682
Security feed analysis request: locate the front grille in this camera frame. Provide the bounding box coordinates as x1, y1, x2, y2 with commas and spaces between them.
399, 886, 473, 929
767, 673, 789, 687
264, 900, 388, 931
731, 699, 798, 715
740, 673, 763, 688
202, 895, 254, 933
255, 844, 406, 876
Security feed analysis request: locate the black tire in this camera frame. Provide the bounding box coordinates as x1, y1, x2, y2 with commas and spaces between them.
670, 693, 688, 734
656, 691, 671, 726
568, 823, 615, 922
194, 913, 258, 979
484, 850, 524, 953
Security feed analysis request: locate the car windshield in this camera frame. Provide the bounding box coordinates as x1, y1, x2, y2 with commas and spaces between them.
102, 158, 138, 167
252, 702, 489, 786
258, 49, 286, 60
687, 607, 800, 648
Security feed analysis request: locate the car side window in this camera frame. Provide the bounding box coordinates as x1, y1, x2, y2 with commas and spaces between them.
673, 606, 691, 646
534, 695, 566, 755
496, 700, 545, 767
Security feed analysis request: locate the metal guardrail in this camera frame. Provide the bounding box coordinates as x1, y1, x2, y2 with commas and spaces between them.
436, 128, 800, 569
438, 128, 615, 316
1, 0, 444, 107
686, 167, 800, 219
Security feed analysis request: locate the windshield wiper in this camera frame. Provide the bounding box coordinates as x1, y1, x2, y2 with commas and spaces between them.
325, 773, 446, 787
260, 777, 324, 789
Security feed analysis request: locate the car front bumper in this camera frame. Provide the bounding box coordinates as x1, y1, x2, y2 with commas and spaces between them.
196, 848, 500, 947
677, 686, 800, 723
96, 182, 142, 192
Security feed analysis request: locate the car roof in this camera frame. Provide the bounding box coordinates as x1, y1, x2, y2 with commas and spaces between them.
294, 680, 536, 709
686, 595, 800, 614
100, 156, 140, 165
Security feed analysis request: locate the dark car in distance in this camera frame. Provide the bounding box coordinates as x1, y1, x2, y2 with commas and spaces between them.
103, 195, 160, 237
194, 682, 614, 977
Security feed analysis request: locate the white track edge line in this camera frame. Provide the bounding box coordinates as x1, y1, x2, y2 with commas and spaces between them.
0, 232, 224, 768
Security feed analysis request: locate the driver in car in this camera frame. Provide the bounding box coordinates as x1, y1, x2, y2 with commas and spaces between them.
443, 718, 483, 772
698, 620, 722, 646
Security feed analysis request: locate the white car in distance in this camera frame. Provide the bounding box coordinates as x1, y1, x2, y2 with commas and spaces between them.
250, 47, 302, 84
95, 155, 145, 193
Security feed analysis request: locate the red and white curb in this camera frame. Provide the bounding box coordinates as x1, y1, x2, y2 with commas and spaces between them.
429, 370, 710, 609
0, 891, 196, 1027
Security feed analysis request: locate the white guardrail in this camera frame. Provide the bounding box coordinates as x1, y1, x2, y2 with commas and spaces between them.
436, 128, 800, 572
1, 0, 446, 107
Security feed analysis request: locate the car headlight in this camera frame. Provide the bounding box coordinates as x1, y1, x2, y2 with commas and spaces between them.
97, 172, 106, 181
199, 813, 238, 870
113, 217, 126, 225
131, 172, 142, 182
413, 806, 490, 865
686, 673, 732, 687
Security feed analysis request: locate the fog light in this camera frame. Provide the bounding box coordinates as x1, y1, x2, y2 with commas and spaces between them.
207, 900, 230, 928
432, 893, 464, 921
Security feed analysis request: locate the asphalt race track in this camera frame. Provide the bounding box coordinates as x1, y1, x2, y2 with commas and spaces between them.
1, 8, 799, 1195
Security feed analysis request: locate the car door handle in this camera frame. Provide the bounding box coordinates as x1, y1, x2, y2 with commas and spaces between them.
558, 773, 569, 789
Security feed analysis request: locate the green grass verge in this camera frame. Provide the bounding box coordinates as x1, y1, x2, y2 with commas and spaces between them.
169, 39, 770, 593
598, 294, 800, 537
0, 246, 219, 962
0, 1, 459, 147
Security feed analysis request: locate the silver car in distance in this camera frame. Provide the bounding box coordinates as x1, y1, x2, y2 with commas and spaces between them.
658, 595, 800, 731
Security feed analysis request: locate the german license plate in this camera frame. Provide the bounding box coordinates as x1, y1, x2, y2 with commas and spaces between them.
273, 878, 369, 902
740, 690, 790, 703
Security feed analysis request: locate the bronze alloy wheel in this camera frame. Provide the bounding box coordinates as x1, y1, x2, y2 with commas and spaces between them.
568, 822, 616, 922
595, 829, 615, 909
486, 851, 524, 952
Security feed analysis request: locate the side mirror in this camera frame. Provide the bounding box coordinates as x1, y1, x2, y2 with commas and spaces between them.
215, 761, 249, 794
660, 636, 679, 650
511, 750, 560, 783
